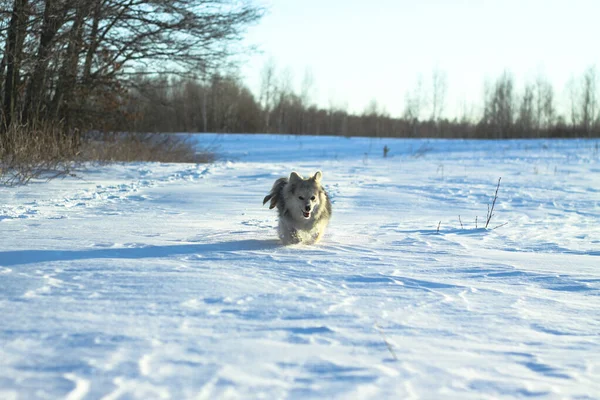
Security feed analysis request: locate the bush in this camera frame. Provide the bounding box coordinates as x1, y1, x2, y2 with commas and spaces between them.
1, 127, 214, 186
0, 123, 79, 186
81, 132, 215, 164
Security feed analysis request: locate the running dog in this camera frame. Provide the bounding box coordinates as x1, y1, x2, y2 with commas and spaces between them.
263, 171, 332, 245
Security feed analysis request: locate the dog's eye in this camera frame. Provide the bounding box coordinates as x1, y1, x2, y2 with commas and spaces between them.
310, 196, 316, 201
299, 196, 304, 200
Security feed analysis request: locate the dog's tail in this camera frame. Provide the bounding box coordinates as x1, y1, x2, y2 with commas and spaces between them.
263, 177, 287, 209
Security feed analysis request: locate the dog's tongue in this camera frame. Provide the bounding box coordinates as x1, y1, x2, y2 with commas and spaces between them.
303, 211, 310, 218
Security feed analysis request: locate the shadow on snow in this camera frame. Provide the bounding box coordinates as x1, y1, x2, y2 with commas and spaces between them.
0, 239, 281, 266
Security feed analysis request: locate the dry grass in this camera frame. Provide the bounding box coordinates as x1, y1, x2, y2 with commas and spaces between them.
1, 126, 214, 186
436, 177, 505, 231
81, 132, 215, 164
0, 123, 79, 186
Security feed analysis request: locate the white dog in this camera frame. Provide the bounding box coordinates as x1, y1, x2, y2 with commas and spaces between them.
263, 171, 332, 245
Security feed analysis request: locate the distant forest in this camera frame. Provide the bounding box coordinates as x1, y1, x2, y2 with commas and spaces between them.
0, 0, 598, 141
129, 66, 600, 139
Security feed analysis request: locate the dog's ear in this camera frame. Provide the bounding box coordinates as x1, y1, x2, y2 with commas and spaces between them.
289, 171, 303, 182
312, 171, 322, 183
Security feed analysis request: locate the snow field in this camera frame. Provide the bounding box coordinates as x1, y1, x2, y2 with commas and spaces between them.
1, 135, 599, 399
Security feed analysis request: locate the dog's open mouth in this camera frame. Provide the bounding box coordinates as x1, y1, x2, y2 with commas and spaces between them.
302, 211, 311, 219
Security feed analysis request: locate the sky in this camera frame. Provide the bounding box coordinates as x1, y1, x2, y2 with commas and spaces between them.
239, 0, 599, 119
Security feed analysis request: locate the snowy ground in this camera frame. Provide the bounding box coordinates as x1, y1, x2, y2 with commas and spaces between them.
1, 134, 599, 399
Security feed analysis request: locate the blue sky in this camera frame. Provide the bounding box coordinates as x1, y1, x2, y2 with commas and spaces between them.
240, 0, 599, 119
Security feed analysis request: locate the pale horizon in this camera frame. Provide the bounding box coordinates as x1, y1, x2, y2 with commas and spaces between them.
240, 0, 599, 120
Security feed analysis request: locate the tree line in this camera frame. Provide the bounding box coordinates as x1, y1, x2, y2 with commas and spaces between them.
127, 63, 600, 139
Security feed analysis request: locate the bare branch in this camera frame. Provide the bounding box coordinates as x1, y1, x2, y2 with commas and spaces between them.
485, 177, 502, 229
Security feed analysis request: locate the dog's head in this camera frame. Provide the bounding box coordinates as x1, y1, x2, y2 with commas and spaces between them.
286, 171, 326, 220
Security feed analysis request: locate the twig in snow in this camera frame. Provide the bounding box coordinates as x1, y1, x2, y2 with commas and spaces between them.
492, 222, 509, 230
475, 216, 478, 229
485, 177, 501, 228
459, 215, 464, 229
375, 324, 398, 361
437, 221, 441, 233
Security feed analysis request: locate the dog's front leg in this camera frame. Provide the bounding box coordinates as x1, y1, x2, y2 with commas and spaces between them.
312, 230, 323, 244
279, 226, 300, 245
288, 228, 301, 244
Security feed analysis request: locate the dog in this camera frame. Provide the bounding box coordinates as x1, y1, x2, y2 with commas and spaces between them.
263, 171, 332, 245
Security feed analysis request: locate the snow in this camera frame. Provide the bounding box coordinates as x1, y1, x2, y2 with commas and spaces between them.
1, 134, 599, 399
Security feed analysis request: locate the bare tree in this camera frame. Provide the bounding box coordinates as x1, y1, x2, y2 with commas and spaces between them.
534, 74, 554, 132
2, 0, 29, 130
299, 67, 314, 133
22, 0, 68, 123
259, 58, 276, 132
516, 83, 534, 136
482, 71, 515, 138
403, 76, 426, 136
274, 66, 293, 132
51, 0, 90, 128
403, 75, 425, 121
580, 65, 598, 136
430, 67, 447, 122
300, 67, 314, 106
567, 76, 580, 128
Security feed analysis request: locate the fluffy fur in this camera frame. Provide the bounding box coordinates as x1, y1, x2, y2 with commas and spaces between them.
263, 171, 332, 245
